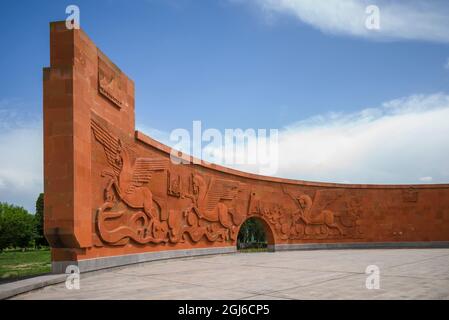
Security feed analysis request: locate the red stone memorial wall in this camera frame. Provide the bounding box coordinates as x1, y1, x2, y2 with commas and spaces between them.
43, 22, 449, 272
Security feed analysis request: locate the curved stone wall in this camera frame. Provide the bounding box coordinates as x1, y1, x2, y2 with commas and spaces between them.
43, 22, 449, 273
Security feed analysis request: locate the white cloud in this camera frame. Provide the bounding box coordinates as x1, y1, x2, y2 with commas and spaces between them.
270, 94, 449, 183
240, 0, 449, 43
266, 93, 449, 183
0, 100, 42, 213
146, 92, 449, 184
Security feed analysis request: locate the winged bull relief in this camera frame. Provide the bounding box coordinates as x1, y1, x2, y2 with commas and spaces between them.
168, 174, 246, 243
91, 120, 246, 246
91, 120, 362, 246
249, 188, 363, 240
92, 120, 170, 245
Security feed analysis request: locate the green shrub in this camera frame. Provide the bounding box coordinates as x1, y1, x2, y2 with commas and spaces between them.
0, 202, 37, 251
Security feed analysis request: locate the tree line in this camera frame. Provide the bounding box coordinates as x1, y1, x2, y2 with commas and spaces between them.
1, 194, 268, 251
0, 193, 48, 251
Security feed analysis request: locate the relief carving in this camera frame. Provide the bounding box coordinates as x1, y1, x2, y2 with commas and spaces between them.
92, 120, 170, 245
294, 190, 345, 235
167, 171, 182, 198
92, 120, 363, 246
92, 119, 246, 245
98, 54, 124, 108
169, 174, 246, 242
402, 188, 418, 203
249, 187, 362, 240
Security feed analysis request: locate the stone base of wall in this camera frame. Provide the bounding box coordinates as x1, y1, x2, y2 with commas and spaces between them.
273, 241, 449, 252
52, 246, 237, 273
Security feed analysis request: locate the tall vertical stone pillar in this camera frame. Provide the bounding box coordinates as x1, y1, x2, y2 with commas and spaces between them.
44, 21, 135, 265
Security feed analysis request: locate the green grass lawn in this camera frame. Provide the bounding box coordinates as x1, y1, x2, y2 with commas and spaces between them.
0, 249, 51, 282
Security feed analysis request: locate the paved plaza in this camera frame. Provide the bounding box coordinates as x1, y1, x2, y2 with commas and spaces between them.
12, 249, 449, 300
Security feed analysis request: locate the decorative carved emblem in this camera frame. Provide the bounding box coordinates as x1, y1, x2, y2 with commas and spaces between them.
98, 54, 124, 108
167, 171, 182, 198
402, 188, 418, 203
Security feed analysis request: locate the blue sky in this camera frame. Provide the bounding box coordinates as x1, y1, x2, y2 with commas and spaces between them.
1, 0, 449, 212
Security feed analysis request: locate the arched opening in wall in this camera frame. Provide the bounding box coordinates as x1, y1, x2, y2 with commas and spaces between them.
237, 217, 275, 252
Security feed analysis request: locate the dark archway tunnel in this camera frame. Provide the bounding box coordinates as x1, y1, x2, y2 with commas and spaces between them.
236, 217, 275, 252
